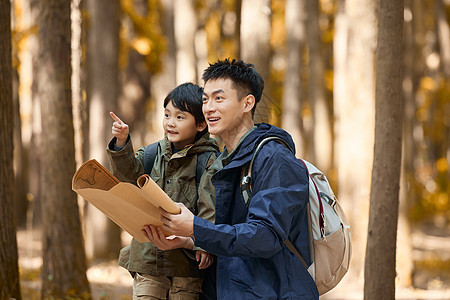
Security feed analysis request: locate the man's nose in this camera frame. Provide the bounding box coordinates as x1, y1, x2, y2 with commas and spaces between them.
203, 100, 215, 113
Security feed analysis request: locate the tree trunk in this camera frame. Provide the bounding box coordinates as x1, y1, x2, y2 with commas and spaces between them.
150, 0, 176, 141
174, 0, 197, 84
282, 0, 305, 154
364, 0, 404, 299
37, 0, 90, 298
241, 0, 271, 123
436, 0, 450, 77
333, 0, 377, 288
0, 1, 22, 298
72, 0, 88, 168
13, 59, 29, 228
307, 0, 332, 170
85, 0, 122, 260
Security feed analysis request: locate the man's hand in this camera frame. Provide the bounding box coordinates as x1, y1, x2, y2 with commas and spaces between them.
160, 203, 195, 237
110, 112, 129, 147
197, 251, 214, 270
142, 225, 193, 250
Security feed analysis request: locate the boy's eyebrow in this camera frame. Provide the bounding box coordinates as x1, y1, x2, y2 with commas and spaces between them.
203, 89, 225, 96
165, 107, 186, 115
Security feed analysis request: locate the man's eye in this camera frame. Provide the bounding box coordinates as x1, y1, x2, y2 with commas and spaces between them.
202, 98, 208, 103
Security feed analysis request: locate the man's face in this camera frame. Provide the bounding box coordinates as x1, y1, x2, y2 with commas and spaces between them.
202, 78, 249, 138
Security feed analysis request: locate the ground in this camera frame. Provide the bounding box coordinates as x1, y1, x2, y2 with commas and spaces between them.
17, 222, 450, 300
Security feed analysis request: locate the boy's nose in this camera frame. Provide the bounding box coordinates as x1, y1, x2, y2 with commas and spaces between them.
167, 117, 175, 127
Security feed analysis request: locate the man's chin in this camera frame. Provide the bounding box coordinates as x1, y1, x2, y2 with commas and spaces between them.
207, 126, 221, 136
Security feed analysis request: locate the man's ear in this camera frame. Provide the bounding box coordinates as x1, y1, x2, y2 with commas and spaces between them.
243, 94, 255, 113
196, 121, 207, 132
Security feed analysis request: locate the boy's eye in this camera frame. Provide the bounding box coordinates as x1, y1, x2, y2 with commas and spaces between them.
164, 113, 169, 118
177, 115, 184, 120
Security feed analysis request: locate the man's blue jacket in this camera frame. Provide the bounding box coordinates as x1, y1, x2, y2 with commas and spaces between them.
194, 123, 319, 299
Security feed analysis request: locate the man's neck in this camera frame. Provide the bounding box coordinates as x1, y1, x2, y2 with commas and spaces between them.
222, 119, 254, 153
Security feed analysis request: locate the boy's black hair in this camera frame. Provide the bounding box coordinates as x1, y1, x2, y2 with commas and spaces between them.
202, 58, 265, 115
163, 82, 207, 138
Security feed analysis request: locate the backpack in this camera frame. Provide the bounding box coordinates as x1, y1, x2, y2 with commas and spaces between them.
240, 136, 352, 295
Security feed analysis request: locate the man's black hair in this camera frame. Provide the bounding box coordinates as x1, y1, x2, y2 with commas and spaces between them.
163, 82, 207, 138
202, 58, 265, 115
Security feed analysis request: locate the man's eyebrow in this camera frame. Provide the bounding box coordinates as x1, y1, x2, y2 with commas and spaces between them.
203, 89, 225, 96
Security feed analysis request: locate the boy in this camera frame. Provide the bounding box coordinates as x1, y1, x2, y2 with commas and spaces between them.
107, 82, 219, 299
144, 59, 319, 299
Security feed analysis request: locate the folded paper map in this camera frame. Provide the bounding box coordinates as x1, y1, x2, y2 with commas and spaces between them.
72, 159, 181, 243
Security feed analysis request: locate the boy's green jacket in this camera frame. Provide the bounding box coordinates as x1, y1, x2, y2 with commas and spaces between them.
106, 133, 219, 277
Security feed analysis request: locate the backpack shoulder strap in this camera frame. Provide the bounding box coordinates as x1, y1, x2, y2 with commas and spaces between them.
143, 142, 159, 175
195, 151, 215, 189
240, 136, 293, 208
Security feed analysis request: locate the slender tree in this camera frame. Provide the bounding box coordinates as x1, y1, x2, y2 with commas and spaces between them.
174, 0, 198, 84
333, 0, 377, 285
307, 0, 332, 170
436, 0, 450, 77
282, 0, 305, 154
37, 0, 90, 297
0, 0, 22, 298
364, 0, 404, 299
85, 0, 122, 260
151, 0, 176, 140
241, 0, 271, 123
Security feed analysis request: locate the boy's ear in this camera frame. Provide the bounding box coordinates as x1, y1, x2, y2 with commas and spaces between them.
243, 94, 255, 113
196, 121, 207, 132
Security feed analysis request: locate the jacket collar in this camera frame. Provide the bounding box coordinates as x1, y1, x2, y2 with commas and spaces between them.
218, 123, 296, 170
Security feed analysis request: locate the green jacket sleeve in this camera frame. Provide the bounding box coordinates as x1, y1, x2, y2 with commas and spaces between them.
106, 135, 145, 184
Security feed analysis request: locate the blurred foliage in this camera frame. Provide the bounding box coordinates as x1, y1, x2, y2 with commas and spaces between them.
120, 0, 166, 73
410, 76, 450, 222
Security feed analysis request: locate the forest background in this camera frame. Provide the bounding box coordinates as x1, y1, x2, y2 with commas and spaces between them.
1, 0, 449, 299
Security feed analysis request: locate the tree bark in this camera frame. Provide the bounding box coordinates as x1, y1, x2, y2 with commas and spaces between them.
85, 0, 122, 260
241, 0, 272, 123
364, 0, 404, 299
0, 1, 22, 298
282, 0, 305, 154
37, 0, 90, 298
333, 0, 377, 287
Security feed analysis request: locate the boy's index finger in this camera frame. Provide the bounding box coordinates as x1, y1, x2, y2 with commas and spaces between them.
110, 111, 123, 124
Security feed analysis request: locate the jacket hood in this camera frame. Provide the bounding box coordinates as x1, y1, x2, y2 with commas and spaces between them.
225, 123, 296, 169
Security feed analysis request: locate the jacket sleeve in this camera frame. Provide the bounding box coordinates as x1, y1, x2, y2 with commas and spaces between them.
193, 144, 309, 259
106, 135, 145, 184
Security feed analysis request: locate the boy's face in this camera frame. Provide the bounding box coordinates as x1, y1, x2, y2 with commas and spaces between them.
163, 101, 206, 149
202, 78, 252, 139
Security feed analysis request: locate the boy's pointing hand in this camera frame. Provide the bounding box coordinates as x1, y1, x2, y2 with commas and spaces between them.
110, 111, 129, 147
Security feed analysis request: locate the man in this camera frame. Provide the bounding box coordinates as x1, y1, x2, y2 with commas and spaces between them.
144, 58, 319, 299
